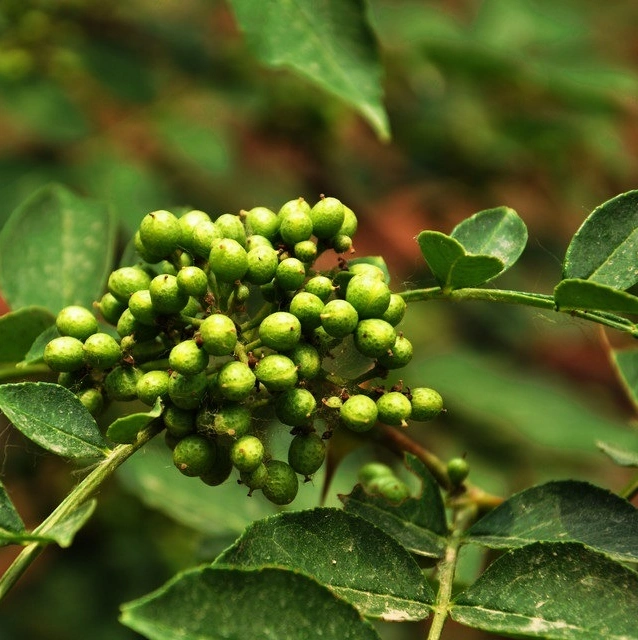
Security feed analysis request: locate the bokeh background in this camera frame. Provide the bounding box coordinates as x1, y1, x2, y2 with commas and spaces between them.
1, 1, 638, 638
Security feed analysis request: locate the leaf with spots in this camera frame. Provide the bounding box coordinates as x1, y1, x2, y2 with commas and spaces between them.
452, 542, 638, 639
215, 507, 433, 621
0, 183, 116, 314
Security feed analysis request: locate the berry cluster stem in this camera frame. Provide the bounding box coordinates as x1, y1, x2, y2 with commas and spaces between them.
0, 422, 161, 602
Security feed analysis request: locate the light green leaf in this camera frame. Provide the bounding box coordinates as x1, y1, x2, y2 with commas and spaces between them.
611, 347, 638, 410
45, 499, 97, 548
215, 507, 433, 621
596, 441, 638, 468
120, 565, 381, 640
18, 324, 60, 367
467, 481, 638, 563
106, 399, 164, 445
447, 254, 504, 289
563, 190, 638, 290
451, 206, 527, 271
0, 480, 26, 544
227, 0, 389, 139
452, 542, 638, 639
341, 454, 447, 557
554, 278, 638, 314
0, 382, 109, 459
0, 184, 116, 314
0, 307, 55, 365
417, 230, 465, 286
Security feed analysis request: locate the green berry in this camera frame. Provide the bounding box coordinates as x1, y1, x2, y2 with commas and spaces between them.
104, 366, 143, 401
116, 308, 157, 341
279, 210, 313, 245
331, 234, 353, 254
199, 314, 238, 356
320, 299, 358, 338
255, 354, 298, 392
149, 274, 189, 315
134, 230, 163, 263
382, 294, 407, 326
369, 476, 410, 504
349, 262, 386, 280
163, 405, 196, 438
245, 245, 279, 285
240, 462, 268, 491
288, 432, 326, 477
209, 238, 248, 283
376, 335, 413, 369
198, 403, 252, 438
275, 388, 316, 427
199, 437, 234, 486
246, 234, 273, 251
128, 289, 158, 326
354, 318, 396, 358
376, 392, 412, 427
289, 292, 324, 332
262, 460, 299, 505
168, 371, 208, 409
357, 462, 395, 486
139, 210, 181, 257
177, 266, 208, 298
288, 343, 322, 380
338, 205, 358, 237
97, 293, 126, 325
345, 274, 391, 319
169, 340, 208, 375
340, 394, 378, 432
275, 257, 306, 291
278, 198, 311, 220
244, 207, 280, 239
293, 240, 318, 263
304, 275, 334, 302
44, 336, 85, 372
56, 305, 98, 341
217, 361, 256, 401
323, 395, 342, 410
77, 388, 104, 417
136, 370, 170, 406
191, 219, 221, 258
82, 332, 122, 369
216, 212, 246, 246
410, 387, 443, 421
258, 311, 302, 351
230, 435, 264, 472
447, 457, 470, 486
155, 259, 178, 276
309, 196, 345, 239
178, 209, 212, 253
172, 434, 215, 477
57, 370, 88, 392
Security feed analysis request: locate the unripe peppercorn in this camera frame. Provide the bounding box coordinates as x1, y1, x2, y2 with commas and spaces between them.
169, 340, 208, 376
116, 308, 158, 341
56, 305, 98, 341
288, 432, 326, 477
447, 457, 470, 486
199, 314, 237, 356
199, 437, 234, 486
168, 371, 208, 409
376, 391, 412, 427
369, 475, 411, 504
354, 318, 396, 358
77, 387, 105, 417
97, 292, 126, 325
289, 292, 324, 332
410, 387, 443, 421
209, 238, 248, 283
382, 294, 407, 327
320, 299, 358, 338
279, 210, 313, 245
44, 336, 85, 372
136, 370, 170, 406
176, 266, 208, 298
255, 354, 298, 392
178, 209, 212, 253
191, 219, 221, 258
331, 234, 353, 254
240, 463, 268, 491
198, 403, 252, 438
246, 234, 273, 251
217, 361, 256, 401
262, 460, 299, 505
293, 240, 317, 264
134, 230, 164, 264
309, 196, 345, 239
83, 332, 122, 369
149, 274, 189, 315
244, 206, 280, 240
128, 289, 158, 326
172, 434, 215, 477
275, 257, 306, 291
215, 212, 247, 246
163, 405, 196, 438
288, 343, 322, 380
345, 274, 391, 319
245, 245, 279, 285
104, 366, 143, 401
108, 267, 152, 302
340, 394, 378, 432
139, 210, 181, 257
258, 311, 302, 351
304, 275, 334, 302
230, 435, 264, 473
338, 205, 358, 238
377, 335, 413, 369
275, 387, 316, 427
278, 197, 311, 220
357, 462, 395, 486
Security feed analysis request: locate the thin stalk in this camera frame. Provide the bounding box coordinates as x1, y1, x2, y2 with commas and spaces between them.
620, 473, 638, 502
0, 423, 160, 602
0, 364, 51, 383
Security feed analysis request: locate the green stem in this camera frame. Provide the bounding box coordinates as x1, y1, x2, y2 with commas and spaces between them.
401, 287, 638, 336
0, 423, 160, 602
239, 302, 275, 333
427, 505, 477, 640
0, 364, 51, 383
619, 473, 638, 502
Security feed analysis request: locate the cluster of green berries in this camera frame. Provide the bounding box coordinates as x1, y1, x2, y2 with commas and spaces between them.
43, 196, 443, 506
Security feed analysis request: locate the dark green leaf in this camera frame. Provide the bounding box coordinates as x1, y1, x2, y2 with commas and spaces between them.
106, 400, 164, 445
215, 507, 433, 621
341, 454, 447, 557
18, 324, 60, 367
452, 542, 638, 639
0, 184, 116, 314
447, 254, 504, 289
554, 278, 638, 314
0, 382, 109, 459
0, 480, 26, 543
227, 0, 389, 139
451, 206, 527, 271
120, 565, 381, 640
563, 190, 638, 290
416, 230, 465, 286
611, 347, 638, 410
597, 441, 638, 468
45, 499, 97, 548
0, 307, 55, 365
467, 481, 638, 563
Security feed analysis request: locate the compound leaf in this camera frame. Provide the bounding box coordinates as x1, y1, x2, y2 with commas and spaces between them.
563, 190, 638, 290
341, 454, 447, 558
452, 542, 638, 640
215, 507, 433, 621
228, 0, 389, 140
0, 184, 116, 314
554, 279, 638, 314
417, 230, 465, 286
0, 307, 55, 365
451, 206, 527, 272
120, 565, 381, 640
467, 481, 638, 563
0, 382, 109, 459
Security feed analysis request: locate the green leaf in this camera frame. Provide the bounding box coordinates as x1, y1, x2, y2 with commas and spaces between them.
0, 480, 26, 543
0, 184, 116, 314
451, 206, 528, 272
120, 565, 381, 640
447, 254, 504, 289
45, 499, 97, 548
417, 230, 465, 286
596, 441, 638, 468
18, 324, 60, 367
467, 481, 638, 563
215, 507, 433, 621
0, 307, 55, 365
227, 0, 389, 140
341, 454, 447, 557
452, 542, 638, 640
554, 278, 638, 314
106, 399, 164, 445
563, 190, 638, 290
0, 382, 109, 459
611, 347, 638, 410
